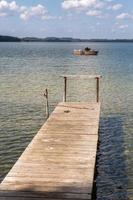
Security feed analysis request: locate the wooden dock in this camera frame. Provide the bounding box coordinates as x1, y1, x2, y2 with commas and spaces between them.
0, 75, 101, 200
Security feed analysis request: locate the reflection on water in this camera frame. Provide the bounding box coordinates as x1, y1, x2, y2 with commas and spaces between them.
0, 42, 133, 199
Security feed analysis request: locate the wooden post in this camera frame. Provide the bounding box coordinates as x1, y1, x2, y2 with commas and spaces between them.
44, 89, 49, 118
63, 76, 67, 102
96, 77, 100, 103
61, 75, 101, 103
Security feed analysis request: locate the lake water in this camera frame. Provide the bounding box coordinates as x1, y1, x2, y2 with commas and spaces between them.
0, 42, 132, 199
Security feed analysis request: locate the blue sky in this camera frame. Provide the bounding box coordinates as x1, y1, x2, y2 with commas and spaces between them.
0, 0, 133, 38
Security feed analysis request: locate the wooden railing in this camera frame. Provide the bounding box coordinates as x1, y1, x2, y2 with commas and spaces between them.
61, 75, 102, 103
44, 75, 101, 118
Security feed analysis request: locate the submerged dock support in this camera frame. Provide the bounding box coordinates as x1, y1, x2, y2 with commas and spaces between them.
44, 88, 49, 118
63, 76, 67, 102
96, 77, 100, 103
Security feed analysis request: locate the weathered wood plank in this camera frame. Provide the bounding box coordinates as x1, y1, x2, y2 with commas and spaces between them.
0, 191, 91, 199
0, 102, 100, 200
60, 75, 101, 78
0, 182, 92, 193
0, 186, 89, 193
0, 198, 91, 200
2, 177, 94, 185
6, 162, 94, 168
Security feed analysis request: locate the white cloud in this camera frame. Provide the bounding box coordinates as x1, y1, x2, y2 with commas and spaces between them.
116, 12, 133, 20
0, 0, 18, 11
0, 0, 19, 18
109, 3, 122, 10
114, 22, 129, 30
86, 10, 101, 17
20, 4, 47, 20
0, 0, 8, 9
62, 0, 104, 10
42, 15, 62, 20
9, 1, 18, 11
62, 0, 124, 19
118, 24, 128, 29
106, 0, 114, 2
62, 0, 106, 19
0, 1, 56, 21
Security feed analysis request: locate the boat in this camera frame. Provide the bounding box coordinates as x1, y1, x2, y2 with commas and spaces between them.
73, 47, 98, 56
73, 49, 84, 55
84, 50, 98, 55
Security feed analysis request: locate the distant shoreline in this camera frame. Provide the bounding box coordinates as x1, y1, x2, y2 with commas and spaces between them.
1, 35, 133, 42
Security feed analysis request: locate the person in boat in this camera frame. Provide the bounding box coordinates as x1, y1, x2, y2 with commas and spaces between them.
84, 47, 91, 51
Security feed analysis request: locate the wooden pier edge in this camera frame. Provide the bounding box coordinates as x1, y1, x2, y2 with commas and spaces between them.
0, 75, 101, 200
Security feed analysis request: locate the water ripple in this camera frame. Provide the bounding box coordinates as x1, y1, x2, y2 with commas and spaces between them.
97, 115, 128, 200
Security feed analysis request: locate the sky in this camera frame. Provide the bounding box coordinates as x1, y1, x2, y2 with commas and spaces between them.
0, 0, 133, 39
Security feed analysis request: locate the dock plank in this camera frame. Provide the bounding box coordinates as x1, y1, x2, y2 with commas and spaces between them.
0, 102, 100, 200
